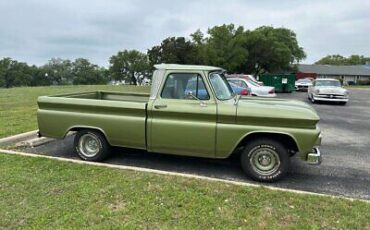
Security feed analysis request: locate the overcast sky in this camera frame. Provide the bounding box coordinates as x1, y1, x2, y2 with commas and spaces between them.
0, 0, 369, 66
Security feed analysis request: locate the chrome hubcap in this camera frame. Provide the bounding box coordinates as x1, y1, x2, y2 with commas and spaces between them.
78, 134, 100, 157
250, 148, 280, 175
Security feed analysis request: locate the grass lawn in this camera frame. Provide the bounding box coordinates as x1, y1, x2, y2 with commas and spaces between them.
0, 85, 150, 138
1, 153, 370, 229
1, 85, 370, 229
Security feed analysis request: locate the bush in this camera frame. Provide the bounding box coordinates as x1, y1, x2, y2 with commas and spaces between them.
357, 80, 370, 85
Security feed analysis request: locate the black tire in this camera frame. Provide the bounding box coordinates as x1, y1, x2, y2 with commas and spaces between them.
74, 130, 110, 161
309, 94, 315, 103
339, 102, 347, 106
240, 138, 289, 182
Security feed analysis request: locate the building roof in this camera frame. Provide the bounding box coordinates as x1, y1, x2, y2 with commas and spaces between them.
298, 64, 370, 76
154, 64, 223, 71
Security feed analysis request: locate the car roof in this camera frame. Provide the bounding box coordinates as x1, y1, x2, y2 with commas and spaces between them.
227, 77, 248, 81
154, 64, 224, 71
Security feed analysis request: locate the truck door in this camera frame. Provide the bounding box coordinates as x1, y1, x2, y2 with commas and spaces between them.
148, 72, 217, 157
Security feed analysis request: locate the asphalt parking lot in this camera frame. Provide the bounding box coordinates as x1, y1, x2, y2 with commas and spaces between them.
15, 88, 370, 200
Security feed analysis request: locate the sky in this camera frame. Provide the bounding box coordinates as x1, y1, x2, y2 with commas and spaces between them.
0, 0, 369, 67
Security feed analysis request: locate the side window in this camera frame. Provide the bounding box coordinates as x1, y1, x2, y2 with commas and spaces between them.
230, 80, 246, 88
161, 73, 210, 100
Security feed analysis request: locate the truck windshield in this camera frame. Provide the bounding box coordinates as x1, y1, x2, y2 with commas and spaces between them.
209, 72, 234, 100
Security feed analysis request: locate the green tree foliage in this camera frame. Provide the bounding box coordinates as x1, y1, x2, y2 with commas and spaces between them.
72, 58, 108, 85
42, 58, 73, 85
147, 37, 198, 66
315, 54, 370, 65
148, 24, 306, 74
201, 24, 248, 73
29, 65, 50, 86
243, 26, 306, 74
0, 58, 33, 88
109, 50, 150, 85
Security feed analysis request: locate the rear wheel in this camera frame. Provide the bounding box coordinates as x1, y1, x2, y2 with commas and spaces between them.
74, 130, 110, 161
240, 138, 289, 182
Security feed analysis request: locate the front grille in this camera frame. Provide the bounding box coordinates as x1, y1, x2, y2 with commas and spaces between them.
316, 94, 346, 99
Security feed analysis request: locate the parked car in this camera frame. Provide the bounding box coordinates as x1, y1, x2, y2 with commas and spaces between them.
308, 78, 349, 105
37, 64, 322, 182
295, 78, 313, 91
229, 82, 251, 95
226, 74, 264, 85
227, 78, 276, 97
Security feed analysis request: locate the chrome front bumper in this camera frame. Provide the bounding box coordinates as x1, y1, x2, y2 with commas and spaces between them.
307, 147, 322, 165
313, 94, 349, 102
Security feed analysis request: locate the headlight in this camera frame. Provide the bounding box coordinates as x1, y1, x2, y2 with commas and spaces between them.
314, 89, 320, 94
345, 91, 349, 96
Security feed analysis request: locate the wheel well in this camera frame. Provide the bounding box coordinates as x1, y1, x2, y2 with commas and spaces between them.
67, 127, 109, 143
232, 132, 299, 157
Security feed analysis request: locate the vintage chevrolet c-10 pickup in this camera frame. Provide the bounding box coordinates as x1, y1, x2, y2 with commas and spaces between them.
37, 64, 322, 182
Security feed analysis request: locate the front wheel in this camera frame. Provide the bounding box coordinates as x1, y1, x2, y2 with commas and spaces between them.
309, 94, 315, 103
74, 130, 110, 161
240, 139, 289, 182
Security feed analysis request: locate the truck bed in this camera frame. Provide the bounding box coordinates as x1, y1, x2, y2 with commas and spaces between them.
56, 91, 149, 103
37, 91, 149, 149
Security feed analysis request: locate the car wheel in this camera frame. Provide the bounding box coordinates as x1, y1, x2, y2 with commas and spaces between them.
310, 94, 315, 103
74, 130, 110, 161
339, 102, 347, 106
240, 138, 289, 182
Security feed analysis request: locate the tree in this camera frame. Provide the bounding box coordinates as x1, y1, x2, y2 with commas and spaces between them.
30, 65, 50, 86
243, 26, 306, 75
147, 37, 198, 66
315, 54, 370, 65
0, 58, 33, 88
72, 58, 108, 85
200, 24, 248, 73
42, 58, 73, 85
109, 50, 150, 85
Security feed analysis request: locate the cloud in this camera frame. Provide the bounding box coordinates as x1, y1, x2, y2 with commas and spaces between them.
0, 0, 369, 66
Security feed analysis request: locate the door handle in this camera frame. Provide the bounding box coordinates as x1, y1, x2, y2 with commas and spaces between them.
154, 104, 167, 109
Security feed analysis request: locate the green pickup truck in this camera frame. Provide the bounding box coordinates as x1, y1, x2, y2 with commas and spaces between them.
37, 64, 322, 182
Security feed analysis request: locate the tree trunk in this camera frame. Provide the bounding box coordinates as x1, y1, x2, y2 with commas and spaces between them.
131, 73, 137, 85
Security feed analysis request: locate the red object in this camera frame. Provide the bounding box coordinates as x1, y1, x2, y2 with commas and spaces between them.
268, 89, 275, 94
296, 72, 317, 80
240, 89, 249, 95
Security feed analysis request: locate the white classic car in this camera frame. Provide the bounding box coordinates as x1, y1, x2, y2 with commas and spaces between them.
295, 78, 313, 91
227, 78, 276, 97
308, 79, 349, 105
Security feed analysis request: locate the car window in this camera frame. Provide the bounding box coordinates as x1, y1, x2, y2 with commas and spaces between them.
161, 73, 210, 100
229, 80, 247, 88
315, 80, 341, 87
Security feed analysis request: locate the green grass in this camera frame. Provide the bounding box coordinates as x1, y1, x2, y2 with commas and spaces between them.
1, 154, 369, 229
0, 85, 150, 138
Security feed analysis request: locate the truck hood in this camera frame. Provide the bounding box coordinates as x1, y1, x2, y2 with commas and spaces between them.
236, 97, 320, 128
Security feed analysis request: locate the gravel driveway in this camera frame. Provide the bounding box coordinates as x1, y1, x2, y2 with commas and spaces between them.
18, 88, 370, 200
